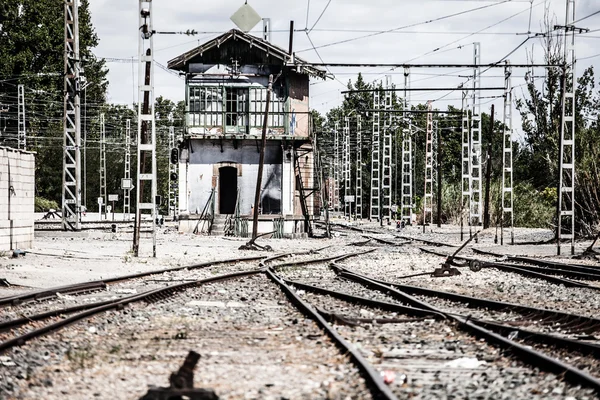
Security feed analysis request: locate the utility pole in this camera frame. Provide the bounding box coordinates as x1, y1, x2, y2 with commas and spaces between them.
62, 0, 82, 231
262, 18, 271, 42
401, 68, 413, 225
168, 114, 178, 219
460, 87, 470, 241
470, 42, 483, 227
355, 115, 362, 219
370, 81, 381, 222
501, 61, 514, 245
483, 104, 494, 229
382, 76, 393, 225
557, 0, 578, 256
123, 119, 132, 220
333, 121, 339, 212
252, 74, 272, 240
423, 101, 434, 233
133, 0, 158, 257
343, 116, 351, 219
99, 113, 106, 218
17, 85, 26, 150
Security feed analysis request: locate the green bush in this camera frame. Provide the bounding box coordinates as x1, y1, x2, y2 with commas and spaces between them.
514, 183, 555, 228
35, 197, 59, 212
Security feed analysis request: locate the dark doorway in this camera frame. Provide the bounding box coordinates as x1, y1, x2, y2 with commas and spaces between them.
219, 167, 237, 214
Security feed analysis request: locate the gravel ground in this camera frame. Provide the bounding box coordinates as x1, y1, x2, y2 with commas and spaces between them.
277, 265, 598, 399
1, 221, 600, 399
0, 274, 370, 399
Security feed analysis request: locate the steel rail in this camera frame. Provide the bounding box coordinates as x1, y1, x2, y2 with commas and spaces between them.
284, 279, 445, 319
0, 252, 364, 331
271, 249, 376, 270
358, 275, 600, 333
395, 235, 458, 247
472, 249, 600, 275
260, 245, 332, 266
287, 278, 600, 358
333, 266, 600, 393
266, 268, 398, 400
0, 255, 267, 308
362, 236, 411, 247
0, 269, 263, 353
420, 248, 600, 290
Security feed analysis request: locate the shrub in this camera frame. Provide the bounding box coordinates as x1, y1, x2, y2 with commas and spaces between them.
35, 197, 59, 212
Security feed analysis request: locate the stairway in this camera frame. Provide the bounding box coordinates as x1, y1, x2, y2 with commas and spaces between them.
211, 214, 227, 236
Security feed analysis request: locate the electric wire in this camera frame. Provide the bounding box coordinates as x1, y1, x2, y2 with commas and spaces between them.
296, 0, 513, 53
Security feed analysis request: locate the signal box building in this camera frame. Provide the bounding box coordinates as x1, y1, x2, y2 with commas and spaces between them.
167, 29, 326, 235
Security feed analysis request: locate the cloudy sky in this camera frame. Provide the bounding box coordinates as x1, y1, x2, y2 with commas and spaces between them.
89, 0, 600, 139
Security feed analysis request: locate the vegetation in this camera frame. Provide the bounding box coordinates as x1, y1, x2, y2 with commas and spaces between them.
0, 2, 184, 215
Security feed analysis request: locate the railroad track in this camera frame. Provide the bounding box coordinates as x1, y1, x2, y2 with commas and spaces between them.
420, 247, 600, 290
0, 249, 397, 399
270, 256, 600, 395
4, 227, 600, 399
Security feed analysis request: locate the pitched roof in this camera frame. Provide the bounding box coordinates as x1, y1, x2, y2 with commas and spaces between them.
167, 29, 327, 78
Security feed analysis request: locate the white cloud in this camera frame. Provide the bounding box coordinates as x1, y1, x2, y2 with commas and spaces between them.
89, 0, 600, 136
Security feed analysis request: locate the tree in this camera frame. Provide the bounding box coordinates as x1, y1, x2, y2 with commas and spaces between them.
0, 0, 108, 204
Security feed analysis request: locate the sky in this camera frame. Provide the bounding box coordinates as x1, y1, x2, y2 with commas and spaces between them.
88, 0, 600, 140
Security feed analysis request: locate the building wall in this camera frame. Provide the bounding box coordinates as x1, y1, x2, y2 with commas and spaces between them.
182, 139, 286, 215
0, 147, 35, 251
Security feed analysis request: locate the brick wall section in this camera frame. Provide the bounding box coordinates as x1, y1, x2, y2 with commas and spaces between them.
0, 147, 35, 251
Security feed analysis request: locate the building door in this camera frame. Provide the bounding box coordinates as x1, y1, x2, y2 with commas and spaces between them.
219, 167, 237, 214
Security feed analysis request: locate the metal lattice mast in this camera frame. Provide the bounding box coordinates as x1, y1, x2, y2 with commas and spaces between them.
133, 0, 158, 257
460, 88, 471, 240
123, 119, 132, 221
470, 42, 483, 226
423, 101, 434, 231
432, 118, 439, 218
501, 61, 514, 245
355, 115, 363, 219
99, 113, 107, 218
343, 116, 351, 219
381, 76, 393, 224
401, 68, 413, 225
558, 0, 576, 255
61, 0, 82, 230
17, 85, 26, 150
168, 113, 178, 219
370, 83, 381, 221
333, 122, 340, 211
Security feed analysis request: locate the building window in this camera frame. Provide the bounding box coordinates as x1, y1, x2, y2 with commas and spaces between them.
249, 87, 285, 130
225, 88, 248, 132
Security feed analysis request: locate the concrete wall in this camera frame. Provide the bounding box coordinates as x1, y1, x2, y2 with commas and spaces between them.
183, 139, 286, 216
0, 147, 35, 251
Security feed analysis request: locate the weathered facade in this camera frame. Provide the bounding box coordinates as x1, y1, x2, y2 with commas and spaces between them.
168, 29, 325, 234
0, 147, 35, 250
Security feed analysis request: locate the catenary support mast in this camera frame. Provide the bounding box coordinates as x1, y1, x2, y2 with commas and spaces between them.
370, 82, 381, 222
470, 42, 483, 227
123, 119, 132, 221
17, 85, 26, 150
501, 61, 514, 245
99, 113, 106, 218
401, 68, 412, 225
62, 0, 82, 230
133, 0, 158, 257
557, 0, 577, 256
355, 115, 363, 219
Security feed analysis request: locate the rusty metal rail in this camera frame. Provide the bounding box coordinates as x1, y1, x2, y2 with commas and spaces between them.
420, 248, 600, 290
0, 255, 267, 308
267, 268, 398, 400
355, 273, 600, 335
0, 269, 263, 353
332, 266, 600, 393
287, 276, 600, 359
